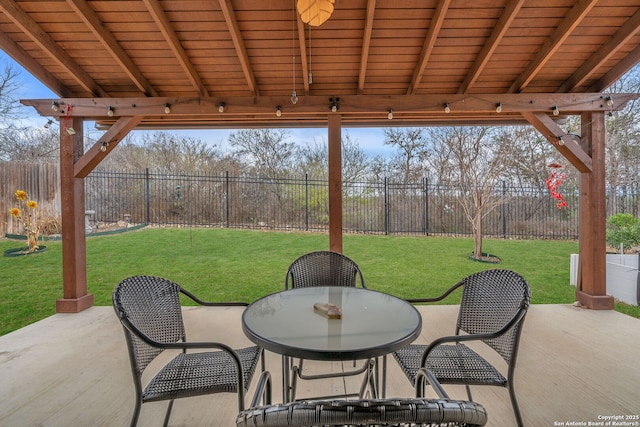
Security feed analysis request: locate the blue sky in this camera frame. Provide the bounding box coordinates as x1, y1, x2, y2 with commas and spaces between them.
3, 51, 394, 157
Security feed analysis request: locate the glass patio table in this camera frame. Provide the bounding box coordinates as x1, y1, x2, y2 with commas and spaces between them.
242, 286, 422, 402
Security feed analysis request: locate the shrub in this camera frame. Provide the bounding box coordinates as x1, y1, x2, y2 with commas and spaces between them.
606, 213, 640, 253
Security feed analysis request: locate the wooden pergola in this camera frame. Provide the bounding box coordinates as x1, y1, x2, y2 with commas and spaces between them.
1, 1, 639, 311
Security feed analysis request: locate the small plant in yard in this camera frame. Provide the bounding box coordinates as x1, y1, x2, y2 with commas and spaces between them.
8, 189, 42, 253
606, 213, 640, 253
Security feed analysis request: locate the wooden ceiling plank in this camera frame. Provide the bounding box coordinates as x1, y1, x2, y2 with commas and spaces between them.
508, 0, 599, 93
66, 0, 158, 97
296, 15, 310, 95
218, 0, 258, 96
357, 0, 376, 94
458, 0, 526, 94
0, 0, 106, 97
559, 8, 640, 93
0, 29, 70, 97
141, 0, 209, 96
407, 0, 451, 95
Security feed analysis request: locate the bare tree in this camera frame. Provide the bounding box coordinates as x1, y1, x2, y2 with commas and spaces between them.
382, 128, 428, 184
229, 129, 296, 178
427, 126, 513, 260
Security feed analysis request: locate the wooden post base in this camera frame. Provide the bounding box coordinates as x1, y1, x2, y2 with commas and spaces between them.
576, 290, 614, 310
56, 294, 95, 313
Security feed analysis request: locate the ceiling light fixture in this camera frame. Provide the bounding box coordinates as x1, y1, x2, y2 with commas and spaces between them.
44, 119, 53, 129
164, 103, 171, 114
605, 96, 614, 108
388, 109, 393, 120
552, 105, 559, 116
495, 103, 502, 113
444, 103, 451, 113
218, 102, 225, 113
100, 141, 108, 152
51, 101, 59, 111
107, 106, 115, 117
276, 106, 282, 117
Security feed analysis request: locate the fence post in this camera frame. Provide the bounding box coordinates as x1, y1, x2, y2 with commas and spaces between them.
145, 168, 150, 224
424, 177, 429, 236
225, 171, 230, 228
305, 173, 309, 231
502, 180, 507, 239
384, 177, 389, 235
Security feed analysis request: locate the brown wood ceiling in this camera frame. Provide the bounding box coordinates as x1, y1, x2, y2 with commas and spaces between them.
1, 0, 640, 128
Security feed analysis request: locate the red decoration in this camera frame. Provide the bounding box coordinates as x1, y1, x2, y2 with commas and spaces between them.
546, 165, 567, 209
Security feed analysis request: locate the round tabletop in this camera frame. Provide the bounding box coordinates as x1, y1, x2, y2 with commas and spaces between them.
242, 286, 422, 361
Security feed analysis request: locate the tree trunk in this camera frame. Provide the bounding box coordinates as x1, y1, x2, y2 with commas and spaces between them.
473, 214, 483, 259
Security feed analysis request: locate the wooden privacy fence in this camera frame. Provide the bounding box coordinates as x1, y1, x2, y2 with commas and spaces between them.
3, 163, 640, 240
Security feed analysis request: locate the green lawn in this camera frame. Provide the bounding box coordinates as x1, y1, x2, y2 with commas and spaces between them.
1, 227, 637, 336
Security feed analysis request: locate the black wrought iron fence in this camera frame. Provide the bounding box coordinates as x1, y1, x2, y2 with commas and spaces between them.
84, 169, 588, 239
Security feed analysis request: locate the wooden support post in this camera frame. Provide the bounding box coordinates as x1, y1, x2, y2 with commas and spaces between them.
328, 114, 343, 253
56, 116, 94, 313
576, 111, 613, 309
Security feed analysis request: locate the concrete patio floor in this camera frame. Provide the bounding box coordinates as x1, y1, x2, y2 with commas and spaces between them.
1, 303, 639, 426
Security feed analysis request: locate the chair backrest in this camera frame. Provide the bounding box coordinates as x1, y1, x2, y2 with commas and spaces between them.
456, 269, 531, 364
237, 398, 487, 426
285, 250, 366, 289
112, 275, 186, 374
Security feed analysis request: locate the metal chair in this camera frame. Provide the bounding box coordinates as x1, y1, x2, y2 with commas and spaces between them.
393, 269, 531, 427
285, 250, 366, 289
112, 275, 264, 427
237, 367, 488, 427
284, 251, 372, 401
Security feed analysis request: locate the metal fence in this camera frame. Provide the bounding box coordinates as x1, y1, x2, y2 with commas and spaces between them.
83, 169, 592, 240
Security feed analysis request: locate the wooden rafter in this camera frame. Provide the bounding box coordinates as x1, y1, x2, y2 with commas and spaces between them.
458, 0, 526, 94
142, 0, 208, 97
407, 0, 451, 95
219, 0, 258, 96
0, 0, 106, 97
591, 45, 640, 92
66, 0, 158, 97
357, 0, 376, 95
508, 0, 599, 93
296, 15, 310, 95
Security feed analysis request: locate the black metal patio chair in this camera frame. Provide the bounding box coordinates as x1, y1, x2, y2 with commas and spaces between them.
284, 251, 373, 401
236, 366, 488, 427
112, 275, 264, 427
393, 269, 531, 427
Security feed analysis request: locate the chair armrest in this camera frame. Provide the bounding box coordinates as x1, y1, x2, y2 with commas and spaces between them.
180, 287, 249, 306
420, 305, 528, 366
415, 368, 450, 399
249, 371, 272, 408
405, 280, 465, 304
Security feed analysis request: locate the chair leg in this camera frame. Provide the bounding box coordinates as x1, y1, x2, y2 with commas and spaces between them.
508, 383, 524, 427
162, 399, 175, 427
465, 384, 473, 401
130, 400, 142, 427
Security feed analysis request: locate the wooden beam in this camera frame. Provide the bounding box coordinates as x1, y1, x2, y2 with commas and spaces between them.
297, 14, 310, 95
142, 0, 209, 97
407, 0, 451, 95
523, 112, 592, 173
66, 0, 158, 97
0, 0, 107, 97
591, 44, 640, 93
56, 116, 94, 313
23, 93, 638, 118
576, 111, 613, 309
74, 116, 143, 178
219, 0, 258, 96
357, 0, 376, 94
508, 0, 598, 93
328, 114, 342, 253
458, 0, 525, 94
